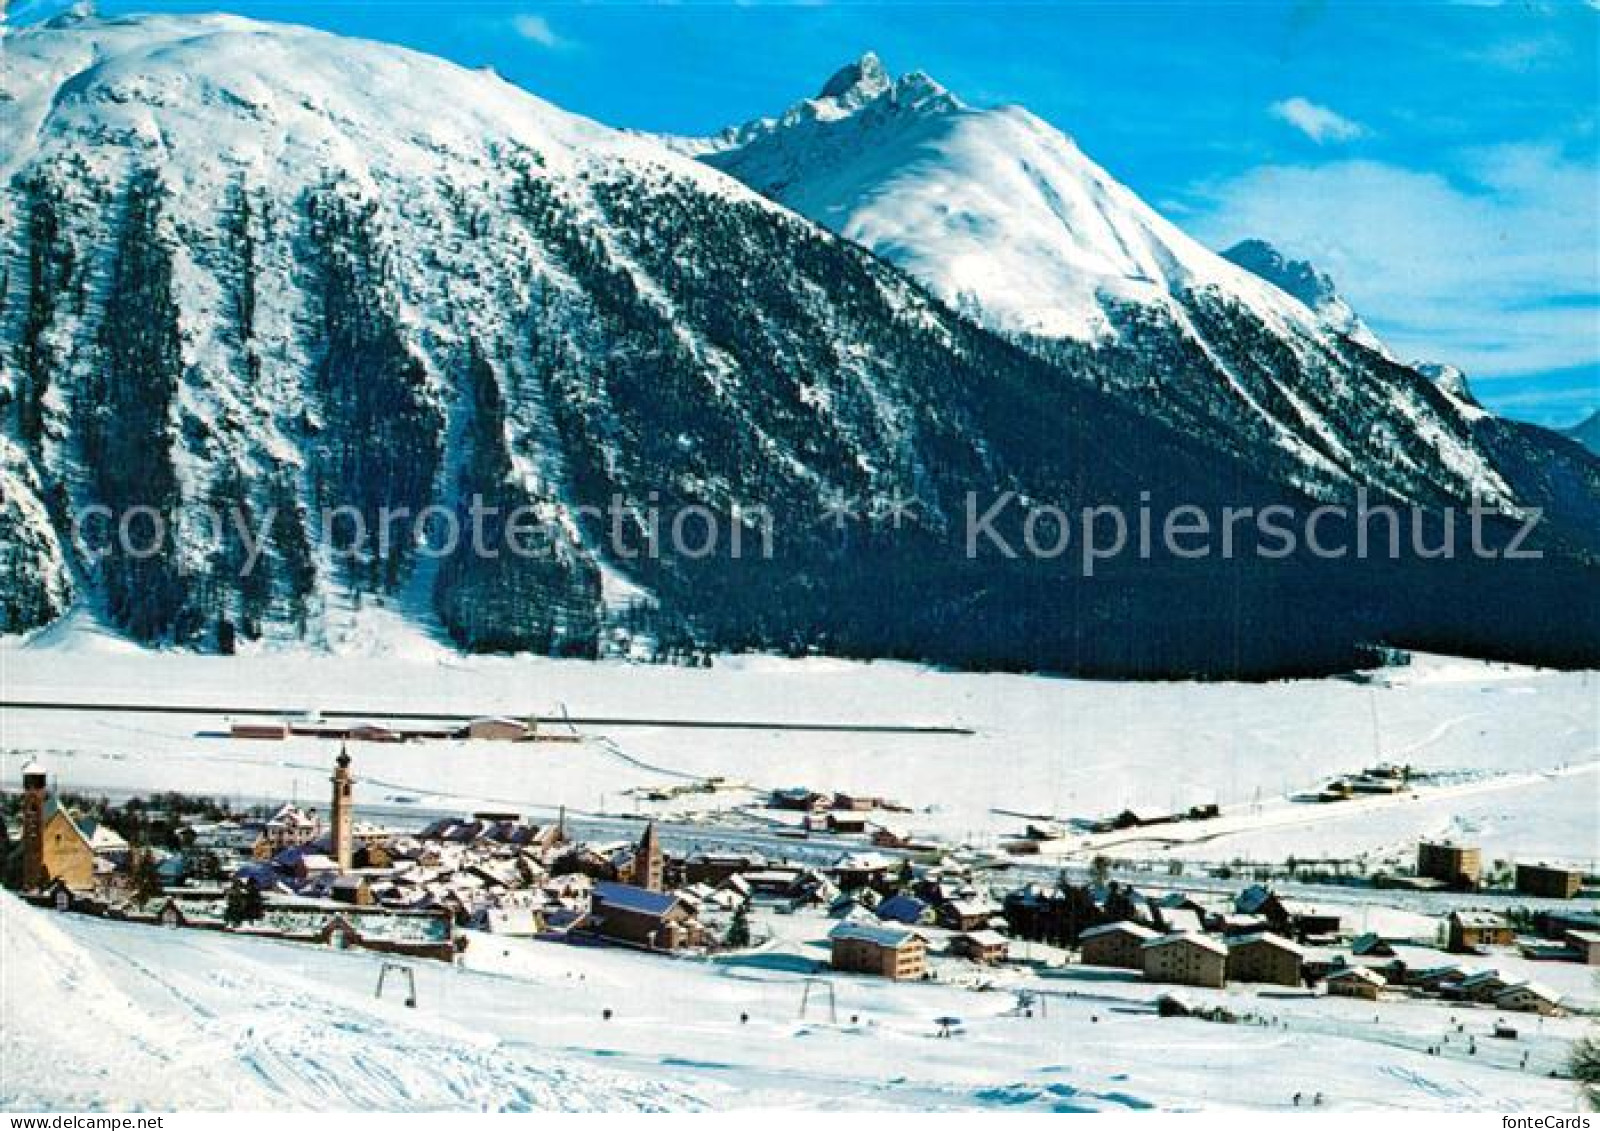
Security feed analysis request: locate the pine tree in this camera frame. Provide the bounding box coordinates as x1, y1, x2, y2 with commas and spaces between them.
128, 844, 163, 904
724, 900, 752, 949
1572, 1035, 1600, 1111
224, 877, 264, 927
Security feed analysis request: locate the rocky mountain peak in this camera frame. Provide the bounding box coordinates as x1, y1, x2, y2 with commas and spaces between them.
1416, 362, 1480, 408
1221, 238, 1386, 353
1222, 239, 1339, 312
818, 52, 890, 101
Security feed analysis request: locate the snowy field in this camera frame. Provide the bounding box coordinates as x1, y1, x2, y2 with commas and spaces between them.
1, 891, 1589, 1112
2, 620, 1595, 870
2, 626, 1597, 1112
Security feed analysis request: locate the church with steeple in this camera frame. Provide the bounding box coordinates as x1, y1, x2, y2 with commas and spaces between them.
630, 821, 663, 892
16, 759, 128, 894
331, 745, 354, 873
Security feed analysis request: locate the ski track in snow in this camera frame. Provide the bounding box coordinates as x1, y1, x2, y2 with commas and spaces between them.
0, 894, 718, 1111
2, 886, 1591, 1112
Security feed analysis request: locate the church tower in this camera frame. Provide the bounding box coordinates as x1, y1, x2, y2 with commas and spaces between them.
21, 759, 47, 890
633, 821, 663, 892
331, 745, 354, 872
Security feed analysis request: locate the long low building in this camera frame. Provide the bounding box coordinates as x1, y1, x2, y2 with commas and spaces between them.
44, 886, 460, 962
1516, 863, 1585, 900
1325, 966, 1386, 1000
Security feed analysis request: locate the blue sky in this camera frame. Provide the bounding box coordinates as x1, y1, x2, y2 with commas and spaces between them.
13, 1, 1598, 427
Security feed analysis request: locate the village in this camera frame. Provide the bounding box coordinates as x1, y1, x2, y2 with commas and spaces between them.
4, 742, 1595, 1052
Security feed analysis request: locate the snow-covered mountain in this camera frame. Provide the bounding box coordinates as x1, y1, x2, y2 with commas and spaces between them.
690, 56, 1531, 508
1219, 246, 1496, 427
686, 54, 1315, 344
1221, 239, 1386, 354
663, 52, 961, 161
0, 12, 1330, 672
1, 16, 1595, 672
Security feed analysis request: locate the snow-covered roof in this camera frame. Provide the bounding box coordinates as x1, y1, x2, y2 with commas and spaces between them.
1141, 932, 1228, 957
77, 818, 129, 853
742, 868, 801, 885
1495, 982, 1559, 1004
267, 803, 318, 829
1079, 921, 1158, 943
1279, 900, 1341, 920
829, 922, 920, 949
592, 883, 680, 917
876, 894, 929, 923
836, 904, 881, 927
957, 929, 1009, 948
945, 898, 996, 917
1226, 931, 1305, 957
832, 851, 895, 871
1326, 965, 1386, 985
1159, 908, 1203, 935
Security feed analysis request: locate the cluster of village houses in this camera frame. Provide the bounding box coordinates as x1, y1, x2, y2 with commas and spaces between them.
987, 763, 1415, 855
6, 754, 1595, 1019
1003, 882, 1592, 1015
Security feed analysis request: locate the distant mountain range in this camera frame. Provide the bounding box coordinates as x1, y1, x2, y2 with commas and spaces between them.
1, 15, 1595, 674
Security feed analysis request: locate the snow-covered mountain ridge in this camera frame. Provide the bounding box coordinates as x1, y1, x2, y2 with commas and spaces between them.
0, 13, 1325, 672
693, 57, 1314, 344
690, 56, 1597, 516
1, 16, 1596, 673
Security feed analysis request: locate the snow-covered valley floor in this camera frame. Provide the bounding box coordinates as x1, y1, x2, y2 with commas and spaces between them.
1, 891, 1589, 1112
2, 627, 1596, 871
2, 629, 1597, 1111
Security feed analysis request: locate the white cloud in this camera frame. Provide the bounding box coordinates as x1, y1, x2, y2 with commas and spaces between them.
511, 14, 566, 50
1269, 97, 1367, 144
1189, 149, 1599, 382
